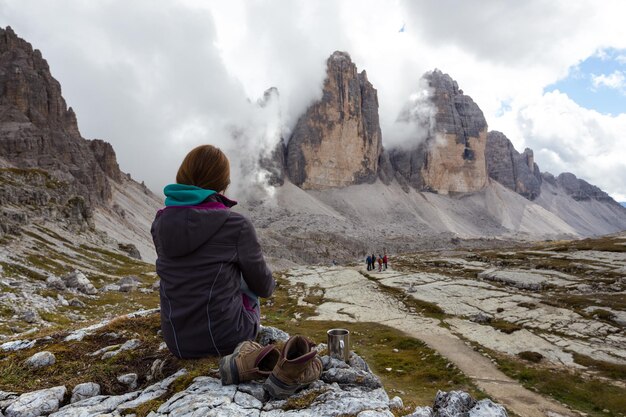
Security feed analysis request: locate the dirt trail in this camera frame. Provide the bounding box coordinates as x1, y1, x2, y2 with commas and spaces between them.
286, 266, 578, 417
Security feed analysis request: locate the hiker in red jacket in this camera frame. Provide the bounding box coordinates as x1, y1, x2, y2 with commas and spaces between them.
383, 254, 388, 270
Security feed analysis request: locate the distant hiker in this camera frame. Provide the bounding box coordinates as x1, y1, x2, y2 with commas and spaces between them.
383, 254, 388, 270
371, 253, 376, 267
377, 255, 383, 272
151, 144, 275, 358
366, 255, 372, 270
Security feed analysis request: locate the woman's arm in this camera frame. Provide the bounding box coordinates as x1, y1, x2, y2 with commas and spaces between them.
237, 218, 275, 298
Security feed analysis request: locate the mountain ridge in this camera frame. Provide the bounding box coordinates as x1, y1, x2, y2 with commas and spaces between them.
0, 28, 624, 268
0, 26, 161, 261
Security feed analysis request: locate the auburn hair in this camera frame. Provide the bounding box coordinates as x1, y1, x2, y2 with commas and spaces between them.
176, 144, 230, 192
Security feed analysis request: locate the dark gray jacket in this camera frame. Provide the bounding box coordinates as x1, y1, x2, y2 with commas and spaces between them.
151, 194, 275, 358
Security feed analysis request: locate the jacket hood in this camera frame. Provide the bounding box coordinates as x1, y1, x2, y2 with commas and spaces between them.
152, 194, 237, 257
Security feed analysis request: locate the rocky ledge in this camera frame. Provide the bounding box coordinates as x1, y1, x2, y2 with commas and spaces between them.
0, 316, 507, 417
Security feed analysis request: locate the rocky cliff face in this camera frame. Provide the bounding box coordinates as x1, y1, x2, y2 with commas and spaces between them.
286, 51, 382, 190
0, 27, 160, 251
388, 70, 488, 194
485, 131, 542, 200
0, 26, 122, 206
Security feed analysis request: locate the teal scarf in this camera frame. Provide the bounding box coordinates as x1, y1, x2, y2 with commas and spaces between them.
164, 184, 216, 206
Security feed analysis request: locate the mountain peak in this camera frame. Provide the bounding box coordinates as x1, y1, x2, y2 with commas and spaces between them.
0, 26, 80, 136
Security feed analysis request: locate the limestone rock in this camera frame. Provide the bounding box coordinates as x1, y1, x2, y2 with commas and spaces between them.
46, 275, 67, 291
4, 385, 66, 417
433, 390, 476, 416
62, 270, 97, 295
485, 131, 542, 200
102, 338, 141, 359
469, 399, 509, 417
118, 243, 141, 260
117, 373, 138, 390
24, 351, 56, 368
389, 70, 488, 194
286, 51, 382, 189
406, 406, 434, 417
321, 365, 382, 389
21, 309, 40, 323
118, 276, 140, 292
68, 298, 86, 308
0, 339, 36, 351
257, 325, 290, 346
71, 382, 100, 403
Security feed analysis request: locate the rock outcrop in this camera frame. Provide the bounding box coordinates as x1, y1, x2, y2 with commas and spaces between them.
286, 51, 382, 189
0, 26, 123, 205
545, 172, 616, 203
485, 131, 542, 200
0, 315, 509, 417
0, 26, 160, 242
388, 70, 488, 194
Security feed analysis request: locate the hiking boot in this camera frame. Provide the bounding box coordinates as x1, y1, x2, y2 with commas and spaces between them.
219, 340, 280, 385
264, 335, 323, 399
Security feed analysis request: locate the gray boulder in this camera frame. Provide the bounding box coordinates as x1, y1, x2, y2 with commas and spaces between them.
62, 271, 97, 295
4, 385, 66, 417
257, 326, 290, 346
24, 351, 56, 368
71, 382, 100, 403
117, 373, 138, 390
46, 276, 67, 291
469, 399, 508, 417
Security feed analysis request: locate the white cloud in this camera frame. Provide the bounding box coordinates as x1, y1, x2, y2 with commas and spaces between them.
493, 90, 626, 201
1, 0, 625, 200
591, 70, 625, 91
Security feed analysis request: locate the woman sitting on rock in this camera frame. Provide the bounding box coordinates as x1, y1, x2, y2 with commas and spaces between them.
151, 144, 275, 358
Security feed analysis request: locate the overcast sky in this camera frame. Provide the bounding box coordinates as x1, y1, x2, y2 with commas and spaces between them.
1, 0, 625, 200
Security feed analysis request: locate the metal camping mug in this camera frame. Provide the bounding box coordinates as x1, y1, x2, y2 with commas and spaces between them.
327, 328, 350, 362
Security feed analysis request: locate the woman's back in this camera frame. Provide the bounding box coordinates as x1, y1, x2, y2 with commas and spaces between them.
151, 144, 274, 358
152, 194, 274, 358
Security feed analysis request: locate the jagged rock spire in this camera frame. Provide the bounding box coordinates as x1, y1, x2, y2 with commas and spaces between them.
286, 51, 382, 189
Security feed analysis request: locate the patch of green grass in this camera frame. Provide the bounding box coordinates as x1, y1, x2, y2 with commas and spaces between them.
0, 313, 214, 399
572, 353, 626, 380
34, 225, 72, 244
0, 261, 47, 281
283, 388, 328, 410
39, 311, 72, 326
491, 350, 626, 417
517, 351, 543, 363
489, 320, 522, 334
543, 294, 626, 316
26, 253, 73, 276
587, 308, 617, 323
22, 230, 54, 246
550, 237, 626, 253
